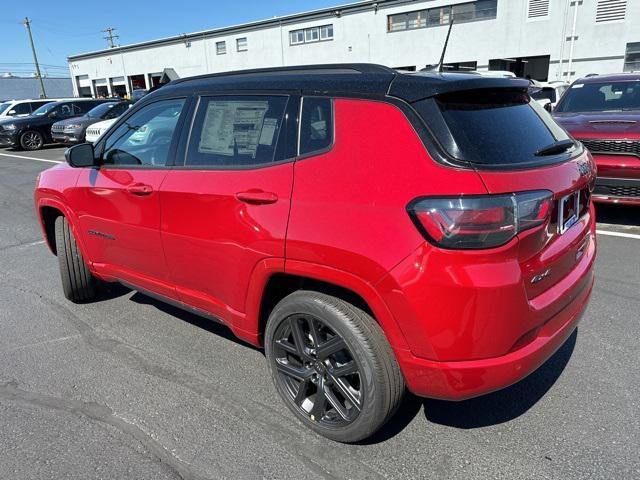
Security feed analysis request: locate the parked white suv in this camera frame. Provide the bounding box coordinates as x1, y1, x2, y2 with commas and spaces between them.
0, 99, 55, 119
85, 118, 118, 143
530, 81, 569, 110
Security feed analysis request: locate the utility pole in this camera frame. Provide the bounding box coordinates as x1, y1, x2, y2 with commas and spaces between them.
22, 17, 46, 98
102, 27, 119, 48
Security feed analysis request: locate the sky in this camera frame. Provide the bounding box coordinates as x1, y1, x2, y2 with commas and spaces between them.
1, 0, 344, 78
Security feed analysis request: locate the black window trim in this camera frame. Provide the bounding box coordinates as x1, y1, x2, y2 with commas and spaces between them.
173, 92, 297, 171
95, 95, 191, 170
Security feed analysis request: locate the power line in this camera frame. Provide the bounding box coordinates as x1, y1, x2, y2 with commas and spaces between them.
102, 27, 119, 48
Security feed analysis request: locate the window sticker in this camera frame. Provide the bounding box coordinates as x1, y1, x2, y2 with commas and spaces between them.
198, 101, 269, 158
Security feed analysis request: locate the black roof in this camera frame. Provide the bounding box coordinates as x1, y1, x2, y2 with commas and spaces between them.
155, 64, 530, 103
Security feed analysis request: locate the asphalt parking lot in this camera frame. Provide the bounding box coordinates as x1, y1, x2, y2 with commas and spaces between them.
0, 146, 638, 480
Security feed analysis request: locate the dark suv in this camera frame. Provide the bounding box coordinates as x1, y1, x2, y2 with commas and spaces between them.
51, 101, 131, 145
553, 73, 640, 205
0, 98, 110, 150
34, 64, 596, 442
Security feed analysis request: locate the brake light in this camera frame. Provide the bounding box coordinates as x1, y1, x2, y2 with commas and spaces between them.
408, 191, 553, 249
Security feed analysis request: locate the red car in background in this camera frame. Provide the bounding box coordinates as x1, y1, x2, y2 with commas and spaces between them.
553, 73, 640, 206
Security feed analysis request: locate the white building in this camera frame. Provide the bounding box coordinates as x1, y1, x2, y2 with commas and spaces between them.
67, 0, 640, 97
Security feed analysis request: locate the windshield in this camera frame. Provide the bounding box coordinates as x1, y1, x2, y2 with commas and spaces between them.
87, 102, 116, 118
555, 80, 640, 113
0, 102, 11, 115
32, 102, 57, 116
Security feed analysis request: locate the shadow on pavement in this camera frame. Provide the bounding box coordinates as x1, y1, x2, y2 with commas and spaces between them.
595, 204, 640, 227
129, 291, 262, 352
422, 329, 577, 429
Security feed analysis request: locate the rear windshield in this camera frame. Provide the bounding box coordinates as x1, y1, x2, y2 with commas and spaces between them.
555, 80, 640, 112
417, 88, 573, 167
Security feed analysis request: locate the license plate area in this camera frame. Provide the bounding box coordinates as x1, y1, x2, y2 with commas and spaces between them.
558, 191, 580, 234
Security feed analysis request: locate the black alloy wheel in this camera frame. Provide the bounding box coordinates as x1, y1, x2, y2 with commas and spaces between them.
265, 291, 405, 443
272, 313, 363, 426
20, 130, 44, 151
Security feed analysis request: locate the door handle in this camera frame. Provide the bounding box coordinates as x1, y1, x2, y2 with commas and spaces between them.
235, 190, 278, 205
127, 183, 153, 196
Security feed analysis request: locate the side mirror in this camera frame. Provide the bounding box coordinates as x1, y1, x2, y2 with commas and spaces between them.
48, 111, 58, 119
7, 109, 16, 116
65, 143, 97, 168
543, 102, 553, 113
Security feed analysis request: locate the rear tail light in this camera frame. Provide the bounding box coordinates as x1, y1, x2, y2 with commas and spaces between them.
407, 191, 553, 249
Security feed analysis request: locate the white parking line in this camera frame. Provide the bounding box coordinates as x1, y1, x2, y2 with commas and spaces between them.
596, 230, 640, 240
0, 152, 62, 164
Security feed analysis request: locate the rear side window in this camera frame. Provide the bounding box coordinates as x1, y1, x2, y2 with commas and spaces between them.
416, 88, 572, 167
185, 96, 288, 167
299, 97, 333, 156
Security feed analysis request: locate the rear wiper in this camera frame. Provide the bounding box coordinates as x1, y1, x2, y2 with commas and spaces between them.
535, 139, 575, 156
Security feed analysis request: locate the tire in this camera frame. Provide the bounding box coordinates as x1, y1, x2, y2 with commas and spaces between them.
265, 291, 405, 443
19, 130, 44, 151
54, 216, 96, 303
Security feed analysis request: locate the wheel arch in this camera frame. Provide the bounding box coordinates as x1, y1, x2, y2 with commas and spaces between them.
36, 198, 90, 263
248, 260, 410, 351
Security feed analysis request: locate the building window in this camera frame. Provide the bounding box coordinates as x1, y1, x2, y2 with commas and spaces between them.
596, 0, 627, 23
528, 0, 549, 18
216, 41, 226, 55
624, 42, 640, 72
289, 24, 334, 45
236, 37, 248, 52
387, 0, 497, 32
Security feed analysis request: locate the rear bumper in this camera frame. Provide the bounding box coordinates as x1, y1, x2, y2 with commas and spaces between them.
396, 262, 593, 400
379, 207, 596, 400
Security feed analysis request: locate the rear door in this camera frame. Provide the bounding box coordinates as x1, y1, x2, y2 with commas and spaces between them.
160, 94, 297, 323
73, 97, 189, 298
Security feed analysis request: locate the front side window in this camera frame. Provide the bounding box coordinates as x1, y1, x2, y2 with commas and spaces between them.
185, 96, 288, 168
555, 80, 640, 112
101, 98, 185, 167
236, 37, 248, 52
299, 98, 333, 156
216, 41, 226, 55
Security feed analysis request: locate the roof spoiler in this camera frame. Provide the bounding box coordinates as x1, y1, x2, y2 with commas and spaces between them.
389, 75, 531, 103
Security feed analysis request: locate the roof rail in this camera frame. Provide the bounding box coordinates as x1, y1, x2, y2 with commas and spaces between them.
171, 63, 396, 85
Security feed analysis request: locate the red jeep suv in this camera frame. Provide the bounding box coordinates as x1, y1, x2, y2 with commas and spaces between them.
34, 64, 596, 442
553, 73, 640, 205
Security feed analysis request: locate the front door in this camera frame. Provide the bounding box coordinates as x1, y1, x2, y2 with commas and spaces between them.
74, 97, 188, 297
160, 94, 296, 325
